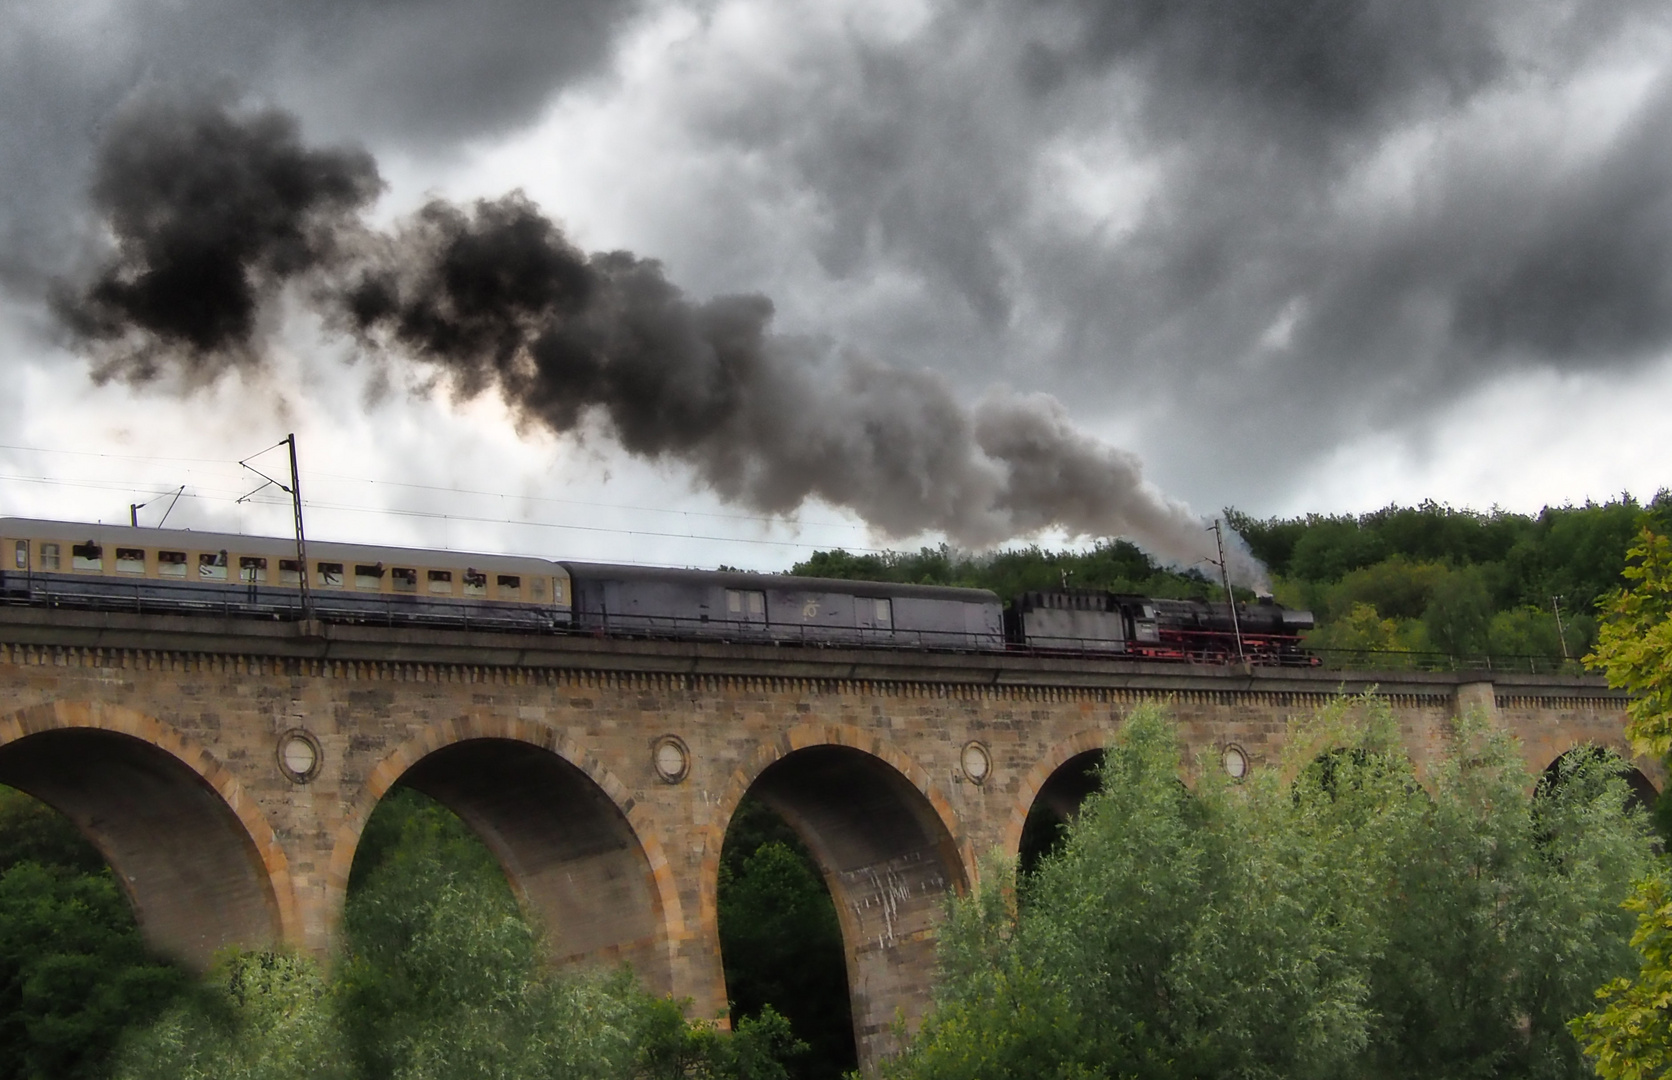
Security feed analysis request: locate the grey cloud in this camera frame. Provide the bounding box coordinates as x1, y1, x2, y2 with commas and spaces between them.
647, 0, 1672, 510
0, 0, 632, 286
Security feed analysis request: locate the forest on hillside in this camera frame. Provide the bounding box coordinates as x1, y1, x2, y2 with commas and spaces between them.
795, 493, 1672, 670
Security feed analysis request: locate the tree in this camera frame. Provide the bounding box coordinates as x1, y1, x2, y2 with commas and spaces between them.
0, 787, 189, 1079
1422, 565, 1494, 657
1569, 526, 1672, 1078
1587, 529, 1672, 759
109, 951, 353, 1080
885, 698, 1654, 1080
1570, 877, 1672, 1080
1301, 601, 1425, 667
718, 838, 852, 1080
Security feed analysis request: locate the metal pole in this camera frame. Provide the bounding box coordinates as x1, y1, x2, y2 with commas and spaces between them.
1551, 595, 1570, 662
130, 504, 139, 527
287, 434, 313, 622
1212, 519, 1246, 663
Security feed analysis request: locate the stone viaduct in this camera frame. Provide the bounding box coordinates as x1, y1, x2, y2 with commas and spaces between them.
0, 606, 1645, 1071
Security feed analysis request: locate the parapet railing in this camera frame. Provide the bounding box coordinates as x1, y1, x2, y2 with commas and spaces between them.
1303, 647, 1588, 676
0, 579, 1597, 674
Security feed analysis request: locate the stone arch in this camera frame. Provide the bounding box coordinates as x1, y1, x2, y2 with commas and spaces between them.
0, 700, 293, 967
1002, 730, 1110, 868
1540, 745, 1660, 811
709, 723, 969, 1070
329, 714, 683, 995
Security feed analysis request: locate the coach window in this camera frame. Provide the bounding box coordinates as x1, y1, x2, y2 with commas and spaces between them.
199, 551, 229, 581
116, 547, 146, 574
726, 589, 766, 622
71, 542, 102, 572
157, 550, 186, 578
240, 556, 268, 583
391, 567, 418, 593
463, 569, 487, 598
355, 564, 384, 591
497, 574, 521, 600
279, 559, 301, 586
39, 543, 60, 570
12, 541, 25, 570
530, 577, 547, 602
317, 562, 344, 588
428, 569, 453, 595
872, 597, 893, 628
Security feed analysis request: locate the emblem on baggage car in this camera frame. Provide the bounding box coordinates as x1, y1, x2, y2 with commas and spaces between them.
802, 599, 820, 619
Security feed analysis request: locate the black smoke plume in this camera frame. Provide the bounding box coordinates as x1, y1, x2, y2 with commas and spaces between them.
57, 94, 382, 381
59, 98, 1259, 581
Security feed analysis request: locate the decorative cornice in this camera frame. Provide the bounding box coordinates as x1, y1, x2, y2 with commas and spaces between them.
0, 639, 1626, 711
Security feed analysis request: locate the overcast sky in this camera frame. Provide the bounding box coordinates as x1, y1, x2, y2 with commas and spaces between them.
3, 0, 1669, 572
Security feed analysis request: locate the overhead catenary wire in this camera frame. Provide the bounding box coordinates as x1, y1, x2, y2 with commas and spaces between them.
0, 441, 870, 532
0, 469, 898, 558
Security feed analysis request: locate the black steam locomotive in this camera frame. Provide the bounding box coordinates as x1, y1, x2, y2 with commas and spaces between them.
1007, 589, 1314, 663
0, 518, 1315, 665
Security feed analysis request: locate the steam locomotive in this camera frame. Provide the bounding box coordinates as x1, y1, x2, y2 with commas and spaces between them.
0, 518, 1314, 664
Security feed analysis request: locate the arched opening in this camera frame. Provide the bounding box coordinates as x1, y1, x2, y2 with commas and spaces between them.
1017, 749, 1103, 875
718, 792, 855, 1080
1540, 747, 1660, 819
357, 737, 669, 989
0, 782, 194, 1077
724, 744, 966, 1071
0, 728, 282, 966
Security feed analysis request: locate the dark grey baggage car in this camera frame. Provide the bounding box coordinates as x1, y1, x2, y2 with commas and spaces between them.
561, 563, 1003, 650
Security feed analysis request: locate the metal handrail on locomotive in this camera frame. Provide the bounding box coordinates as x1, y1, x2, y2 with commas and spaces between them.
1, 518, 1315, 664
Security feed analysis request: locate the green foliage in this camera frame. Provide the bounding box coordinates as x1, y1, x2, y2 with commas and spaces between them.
1588, 529, 1672, 760
1286, 514, 1391, 581
1233, 494, 1669, 610
886, 699, 1655, 1080
1570, 876, 1672, 1080
719, 795, 854, 1080
1559, 526, 1672, 1077
636, 996, 804, 1080
1230, 494, 1670, 665
1326, 555, 1451, 620
0, 786, 189, 1080
1421, 564, 1494, 657
1489, 606, 1573, 663
338, 786, 561, 1080
109, 951, 352, 1080
0, 785, 108, 874
1299, 602, 1426, 666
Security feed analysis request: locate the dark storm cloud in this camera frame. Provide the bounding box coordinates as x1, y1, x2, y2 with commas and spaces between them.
15, 0, 1672, 533
652, 0, 1672, 504
57, 99, 1246, 575
1025, 0, 1508, 133
0, 0, 632, 285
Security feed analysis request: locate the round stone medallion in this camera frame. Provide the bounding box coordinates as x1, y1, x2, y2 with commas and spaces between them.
653, 735, 691, 784
276, 728, 322, 784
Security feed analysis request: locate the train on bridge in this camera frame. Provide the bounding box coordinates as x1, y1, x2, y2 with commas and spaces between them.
0, 518, 1315, 664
